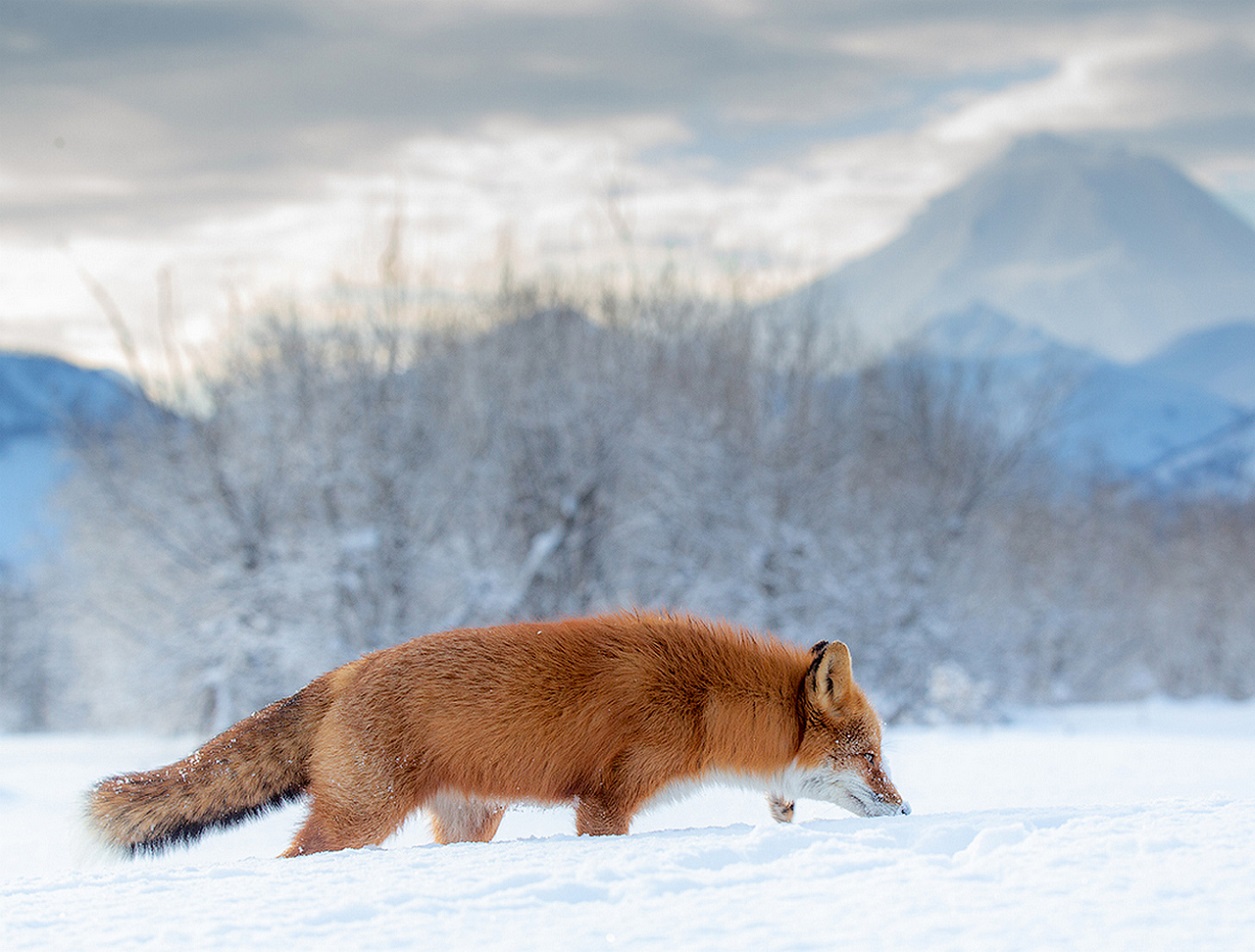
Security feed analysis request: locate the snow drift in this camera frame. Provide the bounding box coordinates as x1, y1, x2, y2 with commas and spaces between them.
2, 700, 1253, 950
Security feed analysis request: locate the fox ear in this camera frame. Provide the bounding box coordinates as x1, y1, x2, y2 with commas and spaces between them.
807, 641, 853, 714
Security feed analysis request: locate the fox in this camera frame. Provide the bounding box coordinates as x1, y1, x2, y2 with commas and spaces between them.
87, 611, 909, 857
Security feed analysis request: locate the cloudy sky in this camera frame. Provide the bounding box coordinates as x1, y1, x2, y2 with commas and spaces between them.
2, 0, 1254, 365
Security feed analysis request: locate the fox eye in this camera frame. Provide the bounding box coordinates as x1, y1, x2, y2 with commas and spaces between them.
863, 752, 875, 765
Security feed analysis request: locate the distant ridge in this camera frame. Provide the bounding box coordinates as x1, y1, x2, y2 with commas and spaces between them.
0, 352, 141, 438
786, 135, 1255, 360
911, 307, 1254, 494
1137, 321, 1255, 407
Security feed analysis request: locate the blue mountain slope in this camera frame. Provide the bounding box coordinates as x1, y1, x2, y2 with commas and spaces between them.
0, 434, 67, 566
0, 353, 140, 437
1137, 321, 1255, 408
0, 353, 148, 568
1055, 363, 1245, 475
912, 307, 1253, 491
1144, 418, 1255, 494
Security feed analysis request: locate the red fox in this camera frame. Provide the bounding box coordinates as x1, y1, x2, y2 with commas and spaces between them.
87, 612, 909, 857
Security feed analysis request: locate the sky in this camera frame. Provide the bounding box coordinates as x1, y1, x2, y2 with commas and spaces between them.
2, 0, 1254, 368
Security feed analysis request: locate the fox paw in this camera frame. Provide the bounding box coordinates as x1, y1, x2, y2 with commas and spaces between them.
767, 794, 795, 824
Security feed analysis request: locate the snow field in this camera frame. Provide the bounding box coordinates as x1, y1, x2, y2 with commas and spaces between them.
2, 700, 1253, 950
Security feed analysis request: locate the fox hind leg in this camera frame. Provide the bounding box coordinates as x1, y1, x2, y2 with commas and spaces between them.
282, 781, 417, 857
429, 793, 506, 844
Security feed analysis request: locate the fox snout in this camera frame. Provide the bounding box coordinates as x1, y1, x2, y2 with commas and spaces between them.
877, 779, 911, 817
855, 787, 911, 818
863, 797, 913, 817
839, 766, 910, 818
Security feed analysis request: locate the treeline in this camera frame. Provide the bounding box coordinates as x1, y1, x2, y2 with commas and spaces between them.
2, 289, 1253, 731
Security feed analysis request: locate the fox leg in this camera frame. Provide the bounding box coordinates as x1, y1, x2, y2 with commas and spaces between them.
768, 794, 795, 823
575, 756, 663, 836
428, 793, 506, 844
282, 744, 431, 857
282, 782, 416, 857
575, 793, 633, 836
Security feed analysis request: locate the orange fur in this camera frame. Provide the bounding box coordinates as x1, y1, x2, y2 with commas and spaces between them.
87, 611, 907, 857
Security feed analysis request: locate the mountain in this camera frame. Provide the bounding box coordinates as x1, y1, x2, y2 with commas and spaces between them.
910, 306, 1254, 493
0, 353, 141, 438
787, 135, 1255, 361
913, 302, 1079, 361
1137, 321, 1255, 408
1057, 362, 1247, 479
0, 353, 147, 569
1140, 418, 1255, 494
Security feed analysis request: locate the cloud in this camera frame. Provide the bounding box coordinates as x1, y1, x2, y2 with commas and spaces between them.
21, 0, 1250, 238
3, 4, 1251, 195
3, 0, 1255, 367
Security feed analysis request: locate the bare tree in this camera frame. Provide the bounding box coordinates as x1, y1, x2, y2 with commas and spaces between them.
0, 570, 47, 730
21, 277, 1255, 732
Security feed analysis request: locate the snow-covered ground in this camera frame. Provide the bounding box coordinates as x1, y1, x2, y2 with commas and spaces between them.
3, 700, 1253, 950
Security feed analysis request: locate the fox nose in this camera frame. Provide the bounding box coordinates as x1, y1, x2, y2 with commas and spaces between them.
899, 802, 912, 816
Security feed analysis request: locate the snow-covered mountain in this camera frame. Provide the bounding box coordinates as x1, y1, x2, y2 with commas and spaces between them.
1137, 321, 1255, 407
0, 353, 147, 568
0, 353, 140, 438
1140, 419, 1255, 494
911, 306, 1255, 493
787, 135, 1255, 361
1132, 325, 1255, 493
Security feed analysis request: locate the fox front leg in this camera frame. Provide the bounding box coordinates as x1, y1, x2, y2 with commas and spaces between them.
767, 794, 795, 823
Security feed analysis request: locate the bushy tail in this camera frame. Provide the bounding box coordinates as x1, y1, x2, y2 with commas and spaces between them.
87, 676, 336, 855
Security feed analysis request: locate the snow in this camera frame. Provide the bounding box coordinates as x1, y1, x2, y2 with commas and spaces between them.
3, 699, 1254, 950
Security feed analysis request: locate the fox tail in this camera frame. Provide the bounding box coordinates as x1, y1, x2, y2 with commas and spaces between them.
86, 676, 335, 854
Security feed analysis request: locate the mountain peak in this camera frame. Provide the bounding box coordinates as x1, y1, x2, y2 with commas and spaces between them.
798, 135, 1255, 361
1001, 132, 1127, 166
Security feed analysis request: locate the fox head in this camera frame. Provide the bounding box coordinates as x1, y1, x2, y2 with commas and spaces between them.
784, 640, 910, 818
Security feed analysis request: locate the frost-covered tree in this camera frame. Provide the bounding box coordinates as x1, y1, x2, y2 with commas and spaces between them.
24, 282, 1255, 732
0, 569, 46, 730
